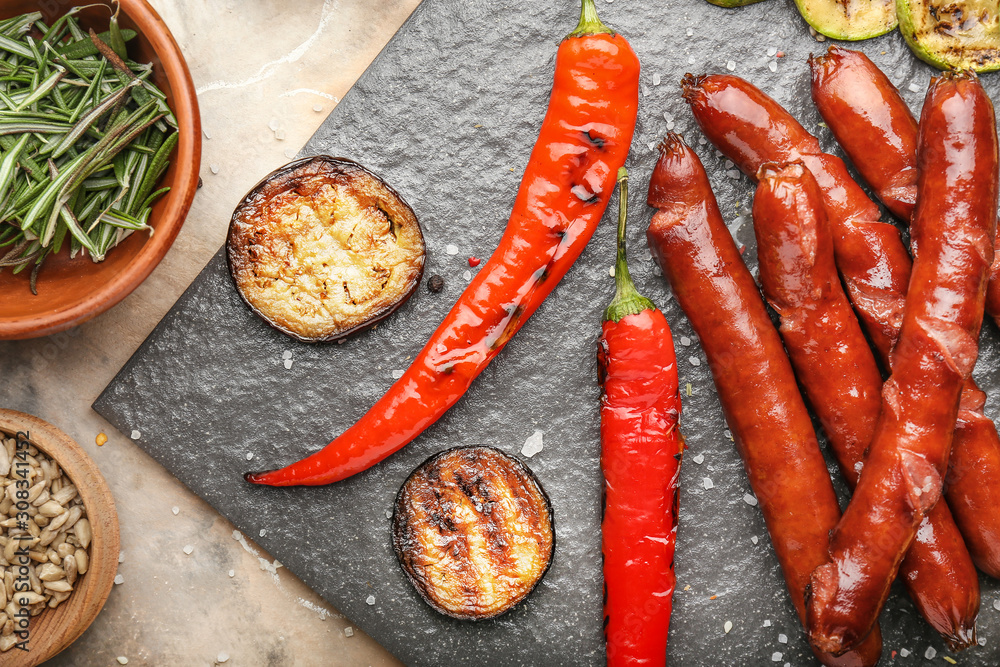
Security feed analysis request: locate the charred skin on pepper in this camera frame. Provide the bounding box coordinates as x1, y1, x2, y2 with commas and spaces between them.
245, 0, 640, 486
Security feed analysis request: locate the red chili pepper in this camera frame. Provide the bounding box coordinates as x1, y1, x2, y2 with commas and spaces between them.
599, 168, 681, 666
467, 256, 481, 267
246, 0, 640, 486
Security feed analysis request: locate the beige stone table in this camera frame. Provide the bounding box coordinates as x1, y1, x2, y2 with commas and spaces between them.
0, 1, 422, 664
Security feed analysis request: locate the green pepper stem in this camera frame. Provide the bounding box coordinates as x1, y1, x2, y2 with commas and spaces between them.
567, 0, 615, 39
604, 167, 655, 323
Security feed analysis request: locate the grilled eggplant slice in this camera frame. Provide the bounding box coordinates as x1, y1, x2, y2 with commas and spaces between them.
227, 156, 425, 342
897, 0, 1000, 71
392, 446, 555, 620
794, 0, 896, 40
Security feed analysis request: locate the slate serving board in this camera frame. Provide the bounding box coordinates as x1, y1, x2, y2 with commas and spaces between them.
95, 0, 1000, 664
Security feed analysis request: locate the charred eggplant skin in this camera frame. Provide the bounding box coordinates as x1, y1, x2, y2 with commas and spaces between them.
227, 155, 425, 343
391, 446, 555, 621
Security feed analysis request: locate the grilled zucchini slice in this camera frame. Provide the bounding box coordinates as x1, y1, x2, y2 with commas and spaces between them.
794, 0, 897, 40
227, 156, 425, 342
392, 446, 555, 620
897, 0, 1000, 71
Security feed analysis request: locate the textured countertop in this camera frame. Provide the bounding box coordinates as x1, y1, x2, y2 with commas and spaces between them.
0, 1, 417, 664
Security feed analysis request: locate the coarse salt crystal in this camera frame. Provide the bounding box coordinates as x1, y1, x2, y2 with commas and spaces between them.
228, 570, 235, 578
172, 506, 179, 515
313, 104, 323, 112
183, 545, 193, 555
282, 350, 292, 360
647, 141, 656, 151
743, 493, 758, 506
284, 359, 293, 370
778, 633, 787, 644
772, 652, 782, 662
462, 270, 472, 282
689, 356, 701, 367
767, 46, 777, 56
724, 430, 733, 440
724, 620, 733, 633
688, 56, 696, 65
763, 620, 771, 627
246, 452, 254, 461
210, 164, 219, 174
117, 658, 128, 665
663, 112, 673, 123
652, 73, 661, 86
686, 28, 693, 36
119, 552, 125, 563
703, 477, 714, 490
130, 430, 141, 440
979, 637, 987, 646
924, 646, 937, 659
909, 82, 921, 93
750, 536, 758, 544
692, 454, 705, 464
680, 336, 692, 346
666, 121, 675, 131
900, 648, 911, 657
259, 529, 266, 537
203, 128, 212, 139
642, 86, 650, 97
993, 598, 1000, 611
366, 595, 376, 605
724, 160, 734, 169
344, 626, 355, 637
218, 652, 230, 663
114, 574, 124, 585
726, 60, 736, 71
769, 61, 777, 73
391, 369, 405, 379
446, 244, 459, 255
727, 170, 741, 180
522, 430, 544, 458
385, 510, 392, 519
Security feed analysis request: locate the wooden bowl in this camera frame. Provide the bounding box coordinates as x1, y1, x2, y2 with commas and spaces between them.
0, 0, 202, 340
0, 410, 120, 666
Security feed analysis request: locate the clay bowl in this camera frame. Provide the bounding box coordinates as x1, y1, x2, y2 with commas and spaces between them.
0, 410, 119, 666
0, 0, 201, 340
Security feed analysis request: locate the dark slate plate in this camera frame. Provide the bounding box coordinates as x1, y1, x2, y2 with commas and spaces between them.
95, 0, 1000, 664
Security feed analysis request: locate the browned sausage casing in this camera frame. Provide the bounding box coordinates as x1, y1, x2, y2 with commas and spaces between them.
753, 162, 979, 650
646, 134, 882, 667
807, 70, 998, 655
810, 47, 1000, 579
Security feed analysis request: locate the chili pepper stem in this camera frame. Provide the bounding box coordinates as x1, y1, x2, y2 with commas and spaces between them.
604, 167, 654, 323
567, 0, 614, 39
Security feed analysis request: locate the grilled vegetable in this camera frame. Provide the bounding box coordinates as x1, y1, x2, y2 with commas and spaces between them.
897, 0, 1000, 71
391, 446, 554, 620
227, 156, 425, 342
704, 0, 769, 8
794, 0, 896, 40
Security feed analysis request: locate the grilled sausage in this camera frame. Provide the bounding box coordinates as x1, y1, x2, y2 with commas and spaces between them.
753, 162, 979, 650
807, 70, 998, 655
646, 134, 882, 667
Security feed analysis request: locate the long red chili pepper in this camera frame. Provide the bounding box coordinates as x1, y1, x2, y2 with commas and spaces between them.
807, 70, 998, 655
599, 168, 681, 666
646, 134, 882, 667
752, 162, 979, 650
810, 46, 1000, 579
244, 0, 639, 486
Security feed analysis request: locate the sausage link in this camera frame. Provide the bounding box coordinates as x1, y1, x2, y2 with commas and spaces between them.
807, 70, 998, 655
646, 134, 882, 667
682, 73, 909, 360
809, 47, 1000, 580
753, 162, 979, 650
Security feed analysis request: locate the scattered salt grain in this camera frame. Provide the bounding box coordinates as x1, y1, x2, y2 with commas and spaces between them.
344, 626, 355, 637
993, 598, 1000, 611
772, 652, 782, 662
726, 60, 736, 72
313, 104, 323, 112
391, 369, 405, 379
217, 652, 230, 663
203, 128, 212, 139
446, 244, 459, 255
284, 148, 297, 159
692, 454, 705, 465
210, 164, 219, 174
117, 658, 128, 665
385, 510, 392, 519
743, 493, 758, 507
130, 430, 141, 440
750, 536, 758, 544
652, 72, 661, 86
900, 648, 911, 657
119, 552, 125, 563
463, 270, 472, 282
727, 169, 741, 180
979, 637, 987, 646
689, 356, 700, 367
924, 646, 937, 659
183, 545, 194, 555
680, 336, 691, 346
228, 570, 235, 578
724, 620, 733, 634
908, 82, 921, 93
688, 55, 696, 65
114, 574, 124, 585
686, 28, 694, 37
259, 529, 266, 538
268, 119, 279, 131
648, 141, 656, 151
282, 350, 292, 360
522, 430, 544, 458
666, 121, 675, 130
366, 595, 376, 606
769, 61, 777, 73
663, 112, 673, 123
703, 477, 714, 490
724, 430, 733, 440
172, 506, 179, 515
724, 160, 734, 169
284, 358, 294, 370
778, 633, 787, 644
246, 452, 254, 461
275, 130, 286, 140
763, 620, 771, 627
642, 86, 650, 97
767, 46, 777, 57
